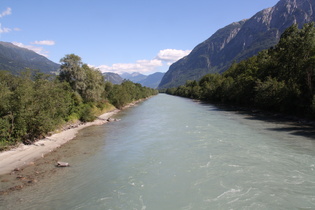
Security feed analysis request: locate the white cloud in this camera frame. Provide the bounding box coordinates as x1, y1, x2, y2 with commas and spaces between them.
0, 8, 20, 36
97, 59, 163, 75
0, 23, 11, 34
0, 24, 20, 34
95, 49, 191, 75
156, 49, 191, 63
12, 42, 49, 57
0, 7, 12, 18
31, 40, 55, 46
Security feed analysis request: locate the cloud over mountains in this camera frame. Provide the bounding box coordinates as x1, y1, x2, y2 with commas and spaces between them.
13, 42, 52, 57
31, 40, 56, 46
96, 49, 191, 74
1, 7, 54, 57
156, 49, 191, 65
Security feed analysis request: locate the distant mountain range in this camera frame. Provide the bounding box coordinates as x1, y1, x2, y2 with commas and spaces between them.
121, 72, 147, 83
0, 41, 60, 74
102, 72, 165, 88
120, 72, 165, 89
158, 0, 315, 89
0, 41, 164, 88
139, 72, 165, 88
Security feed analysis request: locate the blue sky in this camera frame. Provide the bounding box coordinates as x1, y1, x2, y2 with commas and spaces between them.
0, 0, 279, 75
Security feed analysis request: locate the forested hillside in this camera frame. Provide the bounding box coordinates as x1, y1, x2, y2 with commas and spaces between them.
166, 23, 315, 118
0, 54, 158, 150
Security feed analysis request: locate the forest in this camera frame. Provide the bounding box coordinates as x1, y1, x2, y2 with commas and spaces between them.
165, 23, 315, 119
0, 54, 158, 150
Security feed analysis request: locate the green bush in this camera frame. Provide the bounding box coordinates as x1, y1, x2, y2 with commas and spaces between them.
79, 104, 96, 122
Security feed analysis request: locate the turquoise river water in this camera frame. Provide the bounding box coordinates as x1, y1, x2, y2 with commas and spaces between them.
1, 94, 315, 209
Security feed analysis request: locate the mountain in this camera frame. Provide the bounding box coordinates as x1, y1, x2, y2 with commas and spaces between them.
120, 72, 165, 88
102, 72, 123, 84
159, 0, 315, 89
121, 72, 147, 83
139, 72, 165, 88
0, 41, 60, 74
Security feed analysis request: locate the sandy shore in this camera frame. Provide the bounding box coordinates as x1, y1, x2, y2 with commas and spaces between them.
0, 109, 120, 176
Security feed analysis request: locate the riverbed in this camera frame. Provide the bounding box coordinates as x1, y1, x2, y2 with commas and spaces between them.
1, 94, 315, 209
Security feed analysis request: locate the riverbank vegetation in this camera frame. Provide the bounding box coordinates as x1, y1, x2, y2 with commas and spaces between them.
165, 23, 315, 119
0, 54, 158, 150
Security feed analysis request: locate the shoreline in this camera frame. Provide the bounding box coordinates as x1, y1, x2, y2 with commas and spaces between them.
0, 98, 147, 195
0, 109, 120, 176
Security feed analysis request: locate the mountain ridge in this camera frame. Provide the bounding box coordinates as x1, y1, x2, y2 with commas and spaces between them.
0, 41, 60, 74
159, 0, 315, 89
121, 72, 165, 88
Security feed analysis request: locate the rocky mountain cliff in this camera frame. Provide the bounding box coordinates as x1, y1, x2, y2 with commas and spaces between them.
159, 0, 315, 89
0, 41, 60, 74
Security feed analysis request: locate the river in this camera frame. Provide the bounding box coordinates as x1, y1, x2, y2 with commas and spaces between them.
1, 94, 315, 209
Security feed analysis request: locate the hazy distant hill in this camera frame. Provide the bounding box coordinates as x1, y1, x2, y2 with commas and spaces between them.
139, 72, 165, 88
159, 0, 315, 89
121, 72, 147, 83
121, 72, 165, 88
0, 41, 60, 74
103, 72, 123, 84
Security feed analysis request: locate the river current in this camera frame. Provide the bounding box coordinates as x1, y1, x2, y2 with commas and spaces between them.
1, 94, 315, 209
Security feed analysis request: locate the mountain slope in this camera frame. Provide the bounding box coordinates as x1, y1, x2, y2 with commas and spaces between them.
159, 0, 315, 89
0, 41, 60, 74
139, 72, 165, 88
120, 72, 164, 88
121, 72, 147, 83
159, 20, 246, 88
103, 72, 123, 84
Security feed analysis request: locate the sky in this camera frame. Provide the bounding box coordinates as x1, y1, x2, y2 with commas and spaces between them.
0, 0, 280, 75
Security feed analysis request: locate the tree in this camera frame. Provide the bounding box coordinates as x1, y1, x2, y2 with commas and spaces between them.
59, 54, 105, 103
81, 64, 104, 102
0, 71, 14, 145
59, 54, 87, 95
254, 77, 287, 111
199, 74, 223, 101
108, 85, 130, 109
